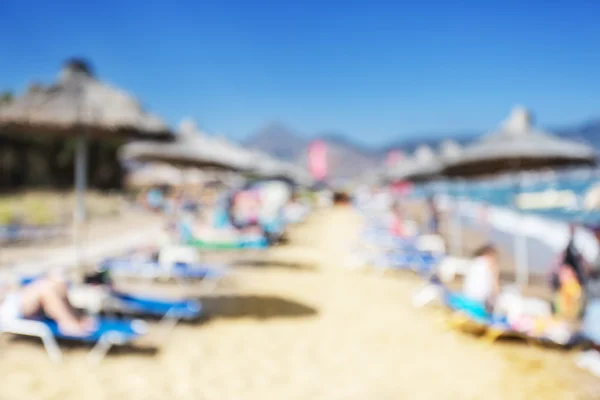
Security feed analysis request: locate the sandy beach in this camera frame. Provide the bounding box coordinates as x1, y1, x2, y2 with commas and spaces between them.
0, 205, 599, 400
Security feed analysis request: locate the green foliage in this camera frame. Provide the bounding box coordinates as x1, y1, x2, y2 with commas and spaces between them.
0, 135, 125, 192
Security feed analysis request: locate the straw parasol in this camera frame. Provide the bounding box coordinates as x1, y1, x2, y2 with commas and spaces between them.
387, 145, 442, 182
0, 59, 171, 140
121, 118, 256, 172
439, 139, 462, 162
125, 163, 184, 187
249, 150, 312, 186
0, 58, 173, 274
442, 106, 596, 177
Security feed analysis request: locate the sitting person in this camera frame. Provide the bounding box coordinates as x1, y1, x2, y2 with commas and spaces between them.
0, 275, 95, 336
554, 264, 584, 321
551, 224, 589, 289
462, 244, 500, 309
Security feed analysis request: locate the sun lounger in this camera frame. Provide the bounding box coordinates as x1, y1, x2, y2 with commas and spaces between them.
384, 251, 441, 274
442, 289, 582, 347
0, 316, 148, 364
107, 292, 202, 336
20, 275, 203, 331
100, 258, 227, 284
108, 292, 202, 321
0, 223, 65, 243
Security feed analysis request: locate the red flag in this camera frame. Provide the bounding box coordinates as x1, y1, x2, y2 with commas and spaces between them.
308, 140, 328, 181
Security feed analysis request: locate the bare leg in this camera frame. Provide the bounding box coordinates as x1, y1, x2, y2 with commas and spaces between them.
19, 278, 94, 336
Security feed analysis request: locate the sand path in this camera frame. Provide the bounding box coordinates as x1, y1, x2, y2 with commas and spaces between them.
0, 206, 598, 399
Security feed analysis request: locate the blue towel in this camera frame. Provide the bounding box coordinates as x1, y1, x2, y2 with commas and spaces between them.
29, 317, 143, 342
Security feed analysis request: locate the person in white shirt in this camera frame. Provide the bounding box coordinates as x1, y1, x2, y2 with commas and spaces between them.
462, 244, 500, 308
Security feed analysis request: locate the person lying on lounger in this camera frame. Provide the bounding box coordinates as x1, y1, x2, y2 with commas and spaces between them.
0, 275, 95, 336
462, 244, 500, 311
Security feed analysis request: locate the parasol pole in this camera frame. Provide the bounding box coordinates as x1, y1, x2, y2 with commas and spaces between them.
73, 82, 89, 282
73, 127, 88, 281
513, 169, 529, 287
450, 178, 464, 256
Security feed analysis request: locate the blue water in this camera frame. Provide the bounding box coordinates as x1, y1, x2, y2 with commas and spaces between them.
414, 174, 600, 225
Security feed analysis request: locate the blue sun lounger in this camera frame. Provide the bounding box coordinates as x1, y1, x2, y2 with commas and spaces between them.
19, 275, 203, 333
384, 251, 442, 274
109, 292, 201, 320
438, 287, 582, 347
0, 316, 148, 364
100, 258, 227, 285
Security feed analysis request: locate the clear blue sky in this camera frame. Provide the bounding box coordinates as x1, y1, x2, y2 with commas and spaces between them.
1, 0, 600, 145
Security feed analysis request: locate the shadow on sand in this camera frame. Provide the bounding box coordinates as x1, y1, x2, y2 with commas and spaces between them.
9, 335, 159, 359
199, 294, 318, 320
230, 258, 317, 271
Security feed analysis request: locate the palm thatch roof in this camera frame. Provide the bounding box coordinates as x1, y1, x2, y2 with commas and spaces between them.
0, 59, 172, 140
443, 107, 596, 177
121, 118, 256, 172
387, 145, 442, 182
248, 149, 311, 184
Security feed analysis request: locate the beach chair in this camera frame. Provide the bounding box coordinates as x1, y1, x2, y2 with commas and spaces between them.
20, 274, 204, 321
100, 258, 227, 288
106, 292, 202, 336
441, 289, 582, 347
411, 257, 472, 308
0, 316, 148, 364
385, 251, 442, 275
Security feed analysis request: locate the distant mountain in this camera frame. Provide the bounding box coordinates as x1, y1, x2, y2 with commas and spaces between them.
245, 118, 600, 180
245, 124, 383, 180
243, 122, 308, 161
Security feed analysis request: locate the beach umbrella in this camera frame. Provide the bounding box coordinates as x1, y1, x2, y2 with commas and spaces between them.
121, 118, 256, 172
443, 107, 596, 177
443, 106, 597, 286
387, 145, 442, 182
0, 59, 172, 273
439, 139, 462, 162
125, 163, 185, 187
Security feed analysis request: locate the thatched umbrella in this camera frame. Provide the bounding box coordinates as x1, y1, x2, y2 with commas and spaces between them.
125, 163, 184, 187
443, 106, 597, 286
0, 59, 172, 273
387, 145, 442, 182
443, 107, 596, 177
439, 139, 462, 163
121, 118, 256, 172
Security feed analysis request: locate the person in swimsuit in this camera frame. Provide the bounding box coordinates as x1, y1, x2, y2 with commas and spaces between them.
0, 275, 95, 336
551, 224, 589, 292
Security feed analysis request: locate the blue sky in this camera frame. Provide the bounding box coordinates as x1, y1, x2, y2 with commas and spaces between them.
1, 0, 600, 145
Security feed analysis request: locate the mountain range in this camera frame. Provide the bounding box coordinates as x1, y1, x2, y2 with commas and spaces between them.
244, 119, 600, 180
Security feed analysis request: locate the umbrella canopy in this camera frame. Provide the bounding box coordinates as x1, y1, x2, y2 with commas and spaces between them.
0, 59, 172, 140
439, 139, 462, 161
125, 163, 185, 187
121, 118, 255, 172
248, 149, 311, 185
443, 107, 596, 177
387, 145, 442, 182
